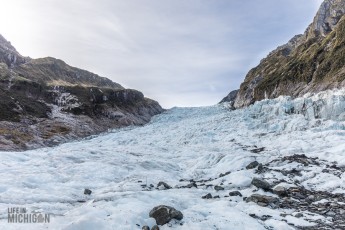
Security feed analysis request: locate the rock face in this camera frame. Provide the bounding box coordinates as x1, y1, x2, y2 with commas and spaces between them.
149, 205, 183, 225
224, 0, 345, 108
0, 34, 163, 151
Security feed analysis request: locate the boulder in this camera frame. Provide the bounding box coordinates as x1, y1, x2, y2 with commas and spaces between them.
246, 161, 259, 169
214, 185, 224, 191
229, 191, 242, 197
251, 178, 271, 191
273, 186, 287, 196
246, 194, 279, 208
149, 205, 183, 225
202, 193, 212, 199
157, 181, 172, 190
84, 189, 92, 195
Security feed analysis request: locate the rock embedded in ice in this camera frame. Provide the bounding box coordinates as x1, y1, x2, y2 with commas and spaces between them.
151, 225, 160, 230
202, 193, 212, 199
229, 191, 243, 197
251, 178, 271, 191
149, 205, 183, 225
83, 188, 92, 195
157, 181, 172, 190
214, 185, 224, 191
142, 226, 150, 230
246, 161, 259, 169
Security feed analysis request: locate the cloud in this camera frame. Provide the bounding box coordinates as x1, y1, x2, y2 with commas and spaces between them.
0, 0, 323, 108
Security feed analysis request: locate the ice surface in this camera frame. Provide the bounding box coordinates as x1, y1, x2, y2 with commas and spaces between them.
0, 89, 345, 229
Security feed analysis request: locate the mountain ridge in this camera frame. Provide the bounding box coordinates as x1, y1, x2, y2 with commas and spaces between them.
0, 34, 163, 151
222, 0, 345, 108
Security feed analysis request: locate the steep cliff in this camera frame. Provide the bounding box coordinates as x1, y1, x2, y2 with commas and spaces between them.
0, 34, 163, 151
227, 0, 345, 108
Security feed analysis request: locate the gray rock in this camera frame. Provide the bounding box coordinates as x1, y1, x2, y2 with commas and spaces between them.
251, 178, 271, 191
214, 185, 224, 191
229, 191, 242, 197
273, 186, 287, 196
295, 213, 304, 218
142, 226, 150, 230
246, 194, 279, 208
202, 193, 212, 199
149, 205, 183, 225
246, 161, 259, 169
151, 225, 159, 230
84, 188, 92, 195
157, 181, 172, 190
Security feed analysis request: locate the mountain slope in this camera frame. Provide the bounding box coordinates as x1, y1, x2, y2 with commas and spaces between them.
0, 34, 163, 151
222, 0, 345, 108
0, 89, 344, 229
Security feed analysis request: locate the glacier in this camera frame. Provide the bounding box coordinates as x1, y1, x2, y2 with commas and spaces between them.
0, 89, 345, 229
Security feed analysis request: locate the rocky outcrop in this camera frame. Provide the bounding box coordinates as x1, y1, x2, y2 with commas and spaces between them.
0, 34, 163, 151
227, 0, 345, 108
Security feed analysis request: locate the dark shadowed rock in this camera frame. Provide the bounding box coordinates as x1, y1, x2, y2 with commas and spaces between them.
251, 178, 271, 191
84, 189, 92, 195
214, 185, 224, 191
149, 205, 183, 225
157, 182, 172, 190
246, 161, 259, 169
202, 193, 212, 199
229, 191, 243, 197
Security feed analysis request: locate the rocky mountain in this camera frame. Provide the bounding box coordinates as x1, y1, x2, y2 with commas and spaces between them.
221, 0, 345, 108
0, 34, 163, 151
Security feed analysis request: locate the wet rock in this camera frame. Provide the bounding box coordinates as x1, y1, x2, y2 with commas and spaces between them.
157, 181, 172, 190
273, 186, 287, 197
142, 226, 150, 230
84, 188, 92, 195
149, 205, 183, 225
151, 225, 159, 230
202, 193, 212, 199
246, 194, 279, 208
251, 178, 271, 191
246, 161, 259, 169
214, 185, 224, 191
229, 191, 242, 197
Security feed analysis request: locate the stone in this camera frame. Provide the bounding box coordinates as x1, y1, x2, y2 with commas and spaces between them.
295, 213, 303, 218
202, 193, 212, 199
149, 205, 183, 225
246, 194, 279, 208
229, 191, 242, 197
151, 225, 159, 230
214, 185, 224, 191
84, 188, 92, 195
273, 186, 287, 196
157, 181, 172, 190
246, 161, 259, 169
251, 178, 271, 191
142, 226, 150, 230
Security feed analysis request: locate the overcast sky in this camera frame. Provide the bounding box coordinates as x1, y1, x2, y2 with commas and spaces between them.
0, 0, 323, 108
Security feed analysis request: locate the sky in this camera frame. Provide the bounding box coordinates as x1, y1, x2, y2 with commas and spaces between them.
0, 0, 323, 108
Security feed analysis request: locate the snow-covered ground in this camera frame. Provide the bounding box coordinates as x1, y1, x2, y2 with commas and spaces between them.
1, 89, 345, 230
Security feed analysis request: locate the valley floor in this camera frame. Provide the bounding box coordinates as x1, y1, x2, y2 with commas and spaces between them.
1, 89, 345, 229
